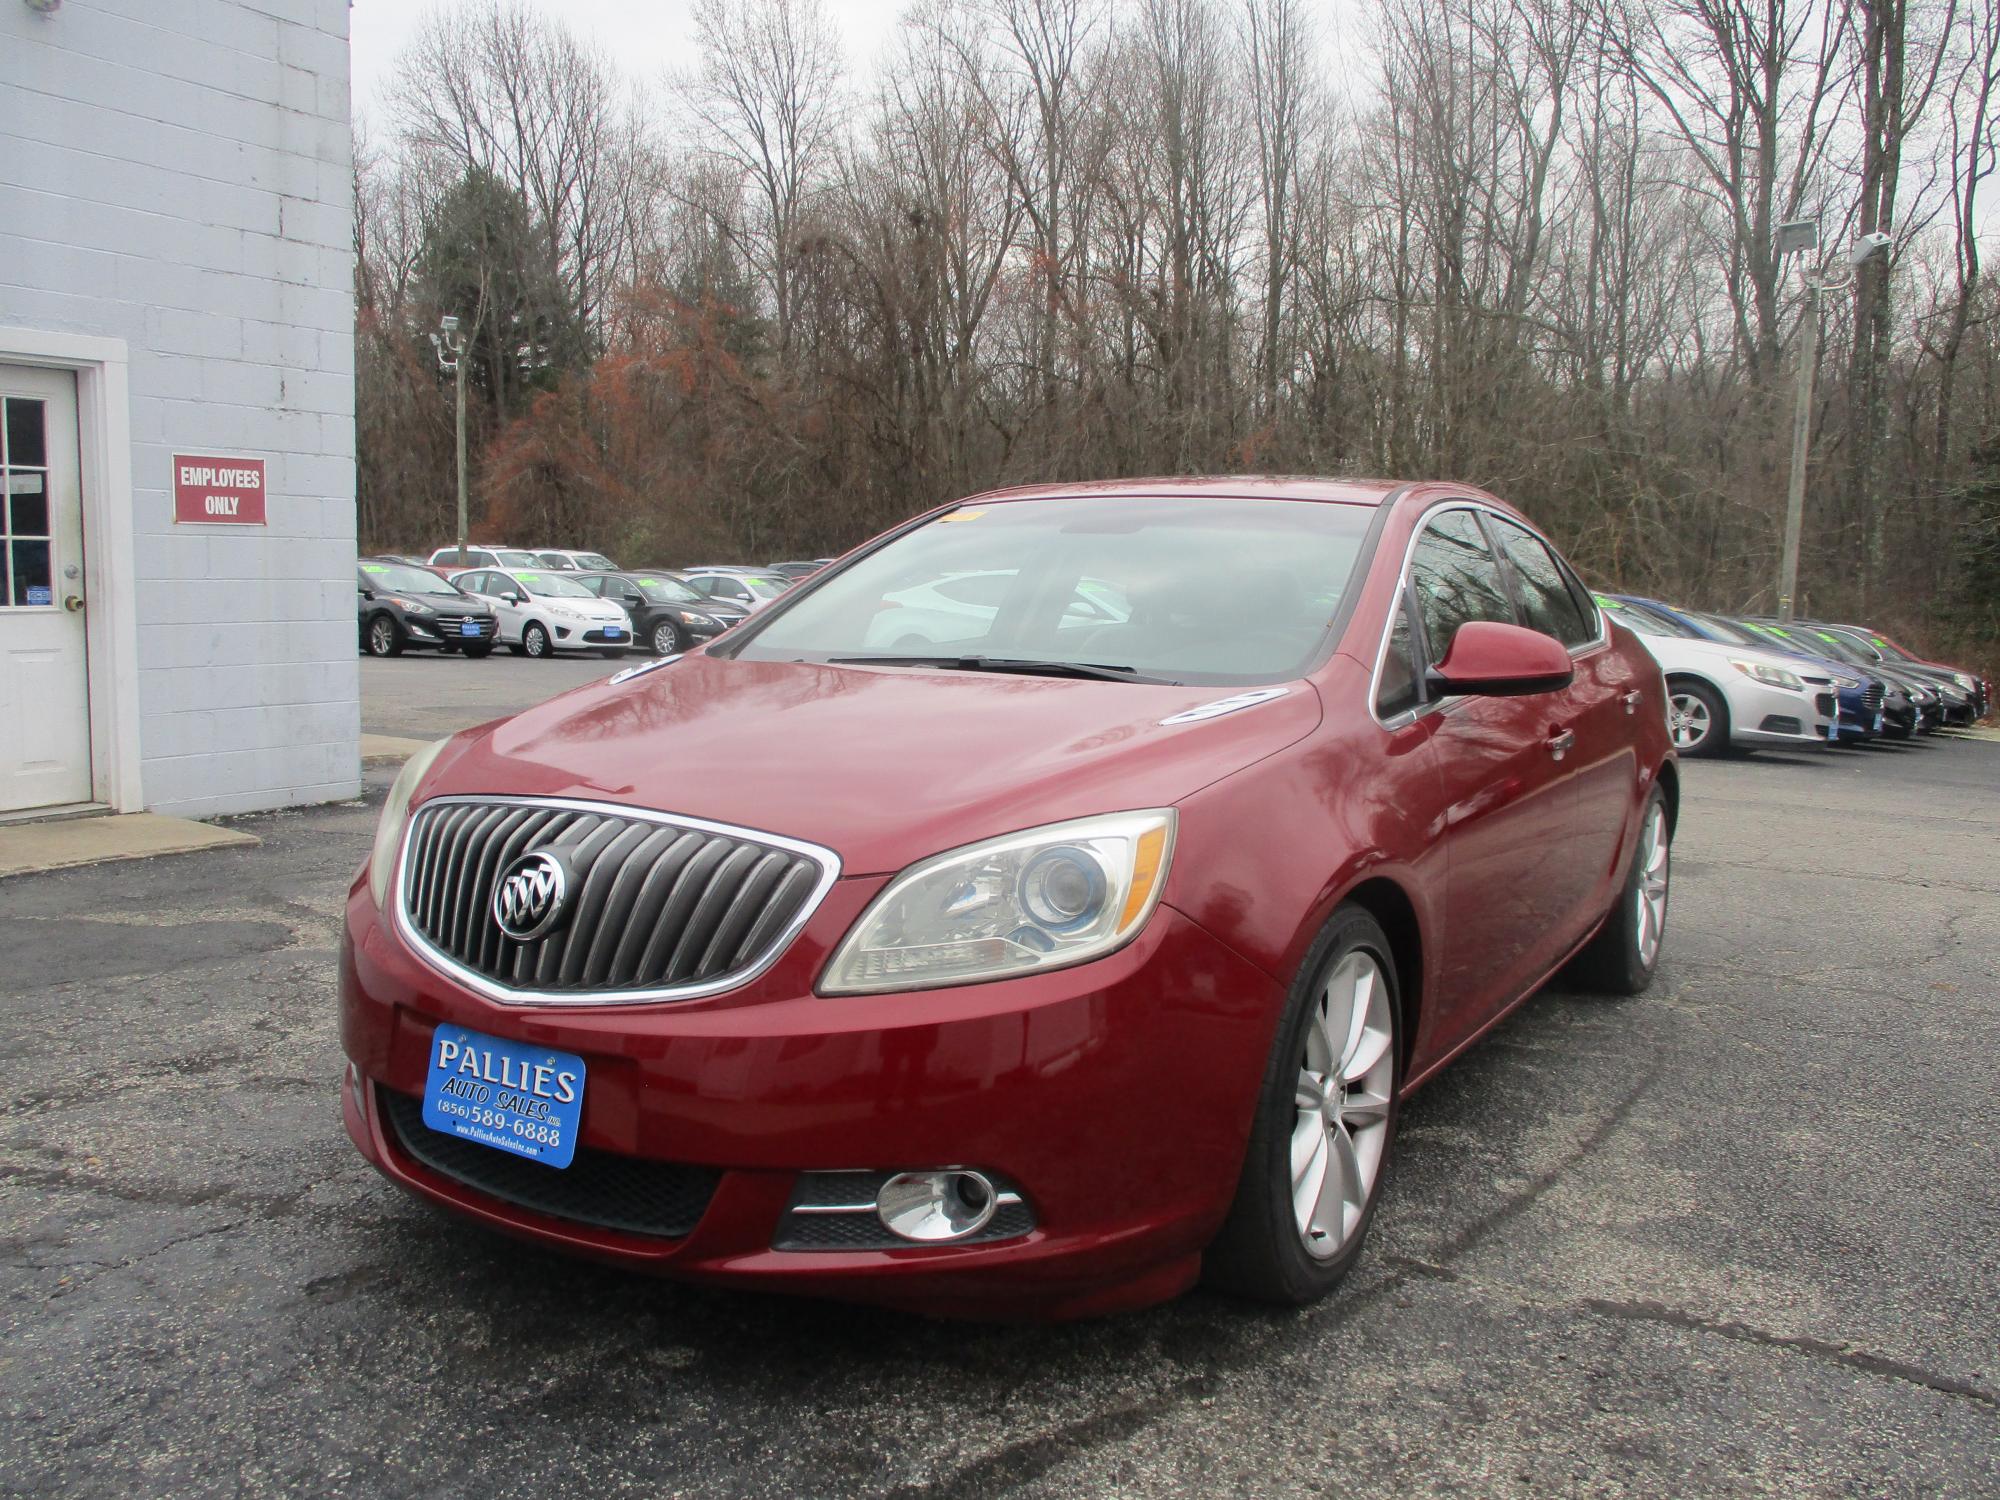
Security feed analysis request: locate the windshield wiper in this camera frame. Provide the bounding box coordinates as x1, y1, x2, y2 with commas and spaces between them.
827, 654, 1177, 685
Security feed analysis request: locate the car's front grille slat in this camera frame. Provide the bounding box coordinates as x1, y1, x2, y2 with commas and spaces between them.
604, 832, 706, 987
398, 798, 834, 1003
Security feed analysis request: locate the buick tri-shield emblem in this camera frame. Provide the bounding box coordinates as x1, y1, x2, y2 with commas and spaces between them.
492, 849, 571, 942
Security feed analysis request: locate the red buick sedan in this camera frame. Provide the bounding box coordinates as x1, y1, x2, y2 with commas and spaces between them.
341, 478, 1675, 1318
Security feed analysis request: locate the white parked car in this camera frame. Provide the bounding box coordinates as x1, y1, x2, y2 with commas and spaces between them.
448, 566, 633, 658
1601, 596, 1836, 756
427, 544, 543, 571
533, 548, 618, 572
679, 569, 795, 612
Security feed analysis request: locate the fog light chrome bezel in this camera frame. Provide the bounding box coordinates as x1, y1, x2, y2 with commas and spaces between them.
876, 1169, 999, 1242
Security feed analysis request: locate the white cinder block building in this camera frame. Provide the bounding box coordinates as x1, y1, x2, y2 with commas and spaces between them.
0, 0, 358, 820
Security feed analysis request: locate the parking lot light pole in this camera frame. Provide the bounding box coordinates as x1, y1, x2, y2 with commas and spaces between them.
1776, 225, 1892, 621
439, 314, 469, 568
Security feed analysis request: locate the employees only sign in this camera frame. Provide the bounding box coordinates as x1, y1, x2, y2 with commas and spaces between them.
173, 454, 267, 525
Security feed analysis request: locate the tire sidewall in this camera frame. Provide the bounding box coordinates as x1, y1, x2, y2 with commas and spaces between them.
1669, 681, 1725, 756
1212, 906, 1402, 1302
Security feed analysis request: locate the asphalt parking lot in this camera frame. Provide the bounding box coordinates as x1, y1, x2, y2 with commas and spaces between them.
3, 658, 1997, 1497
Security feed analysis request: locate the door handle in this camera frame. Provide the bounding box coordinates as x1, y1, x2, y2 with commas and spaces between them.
63, 594, 84, 613
1546, 728, 1576, 761
1621, 690, 1642, 716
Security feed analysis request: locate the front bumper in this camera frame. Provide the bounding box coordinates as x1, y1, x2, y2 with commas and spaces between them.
1725, 677, 1835, 747
339, 875, 1282, 1318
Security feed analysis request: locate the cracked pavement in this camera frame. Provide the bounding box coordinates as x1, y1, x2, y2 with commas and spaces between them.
2, 699, 1996, 1496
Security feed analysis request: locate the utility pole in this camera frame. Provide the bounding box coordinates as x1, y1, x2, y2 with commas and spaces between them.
1776, 276, 1819, 623
439, 315, 470, 568
1774, 225, 1891, 621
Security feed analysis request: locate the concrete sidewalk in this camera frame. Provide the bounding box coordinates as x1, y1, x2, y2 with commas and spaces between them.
0, 811, 258, 880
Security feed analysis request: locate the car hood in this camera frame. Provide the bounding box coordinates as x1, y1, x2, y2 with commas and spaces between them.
536, 595, 628, 620
1629, 634, 1814, 679
421, 655, 1324, 875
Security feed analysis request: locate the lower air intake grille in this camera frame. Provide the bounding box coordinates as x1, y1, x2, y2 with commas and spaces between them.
1814, 693, 1837, 717
382, 1088, 718, 1239
1863, 684, 1885, 711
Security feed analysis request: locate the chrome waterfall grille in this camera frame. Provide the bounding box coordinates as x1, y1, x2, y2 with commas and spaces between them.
1863, 683, 1885, 712
396, 796, 839, 1004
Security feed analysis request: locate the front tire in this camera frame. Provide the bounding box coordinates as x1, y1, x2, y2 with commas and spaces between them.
1205, 906, 1400, 1304
651, 620, 683, 656
365, 614, 404, 657
1565, 786, 1670, 995
522, 622, 552, 658
1667, 679, 1727, 757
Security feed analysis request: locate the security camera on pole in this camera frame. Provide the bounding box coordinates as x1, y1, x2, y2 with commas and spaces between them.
1774, 222, 1892, 622
437, 314, 470, 570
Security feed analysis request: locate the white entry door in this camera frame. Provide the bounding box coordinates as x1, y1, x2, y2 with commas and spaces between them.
0, 366, 91, 812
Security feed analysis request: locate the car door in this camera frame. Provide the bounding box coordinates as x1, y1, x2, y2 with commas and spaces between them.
1408, 507, 1583, 1051
1482, 513, 1635, 942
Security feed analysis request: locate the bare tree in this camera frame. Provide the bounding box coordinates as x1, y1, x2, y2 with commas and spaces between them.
681, 0, 845, 356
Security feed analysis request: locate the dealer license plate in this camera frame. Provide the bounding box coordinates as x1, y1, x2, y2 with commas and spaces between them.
460, 620, 481, 637
603, 626, 623, 638
422, 1024, 586, 1168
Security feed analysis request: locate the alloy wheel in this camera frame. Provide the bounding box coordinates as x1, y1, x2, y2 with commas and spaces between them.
1668, 692, 1711, 750
368, 617, 397, 656
1634, 801, 1670, 968
652, 621, 682, 656
524, 624, 549, 658
1291, 950, 1395, 1260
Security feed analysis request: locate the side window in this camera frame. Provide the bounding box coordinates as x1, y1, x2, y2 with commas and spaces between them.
1409, 509, 1516, 661
1486, 517, 1593, 648
718, 579, 749, 601
577, 576, 605, 596
1376, 597, 1424, 719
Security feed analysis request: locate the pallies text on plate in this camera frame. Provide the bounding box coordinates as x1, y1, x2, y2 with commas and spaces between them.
434, 1035, 579, 1104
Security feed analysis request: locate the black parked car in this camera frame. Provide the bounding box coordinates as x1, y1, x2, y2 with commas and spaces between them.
357, 560, 496, 658
574, 570, 745, 656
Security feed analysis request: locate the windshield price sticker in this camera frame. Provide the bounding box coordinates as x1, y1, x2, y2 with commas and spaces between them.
422, 1025, 586, 1169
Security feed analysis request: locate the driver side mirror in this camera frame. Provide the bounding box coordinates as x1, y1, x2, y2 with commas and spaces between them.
1426, 621, 1574, 698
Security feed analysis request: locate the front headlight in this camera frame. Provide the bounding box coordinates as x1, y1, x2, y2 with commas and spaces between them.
1952, 671, 1975, 691
389, 595, 433, 614
679, 611, 718, 627
1729, 659, 1803, 691
821, 810, 1176, 994
366, 737, 450, 910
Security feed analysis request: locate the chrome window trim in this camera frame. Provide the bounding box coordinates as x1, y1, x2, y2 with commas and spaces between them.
1367, 498, 1608, 732
392, 794, 842, 1008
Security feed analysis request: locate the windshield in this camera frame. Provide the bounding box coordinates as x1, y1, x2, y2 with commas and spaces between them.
725, 495, 1374, 684
739, 576, 790, 598
361, 561, 459, 596
1688, 612, 1765, 648
636, 577, 702, 603
510, 571, 595, 599
494, 549, 541, 568
577, 553, 616, 570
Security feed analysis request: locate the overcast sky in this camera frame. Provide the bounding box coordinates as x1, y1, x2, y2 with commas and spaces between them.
348, 0, 910, 122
